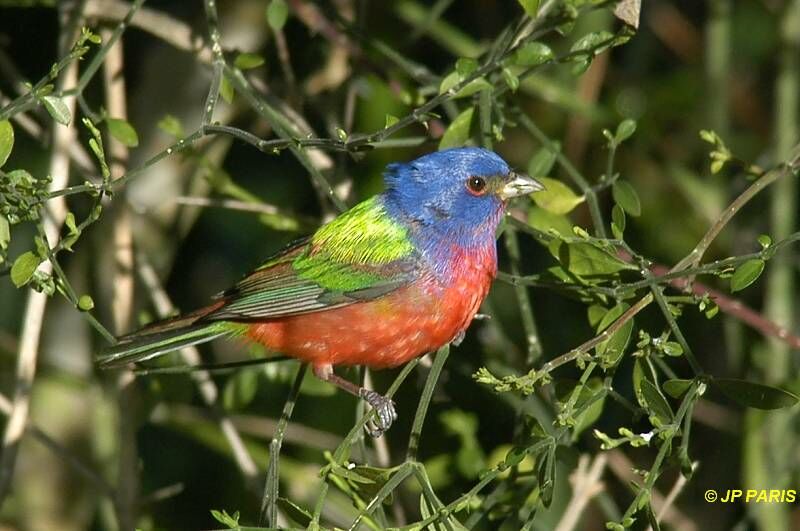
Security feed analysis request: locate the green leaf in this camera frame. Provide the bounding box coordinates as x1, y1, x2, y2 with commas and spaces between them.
266, 0, 289, 30
42, 95, 71, 125
439, 107, 474, 149
78, 294, 94, 311
713, 378, 799, 410
11, 251, 41, 288
503, 446, 527, 468
158, 114, 185, 137
0, 119, 13, 168
222, 370, 259, 411
757, 234, 772, 249
220, 76, 234, 104
501, 67, 519, 92
528, 206, 573, 238
517, 0, 540, 16
62, 212, 82, 251
587, 304, 607, 328
614, 119, 637, 143
531, 177, 584, 214
555, 379, 606, 436
276, 498, 312, 527
527, 145, 558, 177
551, 241, 636, 276
640, 378, 673, 426
107, 118, 139, 147
210, 509, 240, 528
612, 180, 641, 216
439, 71, 492, 98
730, 259, 765, 292
384, 114, 399, 128
597, 317, 634, 368
0, 214, 9, 251
663, 379, 693, 398
234, 52, 265, 70
455, 58, 478, 76
611, 204, 626, 239
537, 444, 555, 507
513, 42, 553, 67
570, 31, 614, 56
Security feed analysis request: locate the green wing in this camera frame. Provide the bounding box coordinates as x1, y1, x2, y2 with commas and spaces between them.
206, 197, 420, 321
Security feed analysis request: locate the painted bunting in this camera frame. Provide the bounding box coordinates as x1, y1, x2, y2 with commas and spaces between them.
99, 147, 543, 436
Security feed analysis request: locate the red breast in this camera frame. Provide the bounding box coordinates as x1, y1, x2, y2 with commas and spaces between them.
245, 243, 497, 369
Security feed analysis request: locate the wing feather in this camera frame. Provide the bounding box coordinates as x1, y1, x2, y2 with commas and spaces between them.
203, 198, 420, 322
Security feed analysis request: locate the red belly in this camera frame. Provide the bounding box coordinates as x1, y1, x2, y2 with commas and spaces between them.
245, 253, 494, 369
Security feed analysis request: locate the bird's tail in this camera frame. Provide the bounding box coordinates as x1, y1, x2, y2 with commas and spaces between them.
97, 302, 235, 369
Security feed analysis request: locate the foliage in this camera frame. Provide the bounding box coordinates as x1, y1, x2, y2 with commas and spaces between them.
1, 1, 800, 530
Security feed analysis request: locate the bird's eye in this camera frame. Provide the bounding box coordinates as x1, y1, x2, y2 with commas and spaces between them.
466, 176, 487, 195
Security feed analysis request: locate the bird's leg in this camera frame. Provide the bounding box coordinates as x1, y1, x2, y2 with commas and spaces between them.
313, 364, 397, 438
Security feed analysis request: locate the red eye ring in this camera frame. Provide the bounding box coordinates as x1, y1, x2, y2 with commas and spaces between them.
466, 176, 487, 195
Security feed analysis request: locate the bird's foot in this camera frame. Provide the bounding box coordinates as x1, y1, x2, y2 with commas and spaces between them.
359, 388, 397, 438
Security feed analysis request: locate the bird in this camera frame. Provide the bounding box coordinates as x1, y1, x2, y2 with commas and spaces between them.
98, 147, 544, 436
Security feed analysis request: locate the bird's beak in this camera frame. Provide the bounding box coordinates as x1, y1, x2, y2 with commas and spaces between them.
499, 172, 545, 200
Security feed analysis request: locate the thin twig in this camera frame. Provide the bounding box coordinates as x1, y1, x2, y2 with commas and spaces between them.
0, 14, 82, 505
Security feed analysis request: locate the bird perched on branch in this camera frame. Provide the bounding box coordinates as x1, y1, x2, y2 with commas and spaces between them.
98, 147, 543, 436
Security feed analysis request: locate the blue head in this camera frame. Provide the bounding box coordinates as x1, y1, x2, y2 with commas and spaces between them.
382, 147, 543, 249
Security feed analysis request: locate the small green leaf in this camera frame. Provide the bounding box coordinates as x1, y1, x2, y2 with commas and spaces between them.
513, 42, 553, 67
266, 0, 289, 30
640, 378, 673, 426
210, 509, 240, 528
503, 446, 527, 468
527, 145, 558, 177
107, 118, 139, 147
276, 498, 312, 527
757, 234, 772, 249
0, 214, 9, 251
517, 0, 540, 16
570, 31, 614, 56
531, 177, 584, 214
597, 317, 634, 368
587, 304, 607, 328
158, 114, 185, 137
384, 114, 399, 128
713, 378, 799, 410
612, 180, 641, 216
78, 294, 94, 311
455, 58, 478, 76
662, 341, 683, 357
614, 119, 637, 143
438, 107, 474, 149
551, 241, 636, 276
501, 67, 519, 92
663, 379, 693, 398
537, 444, 555, 507
528, 206, 573, 238
234, 52, 265, 70
42, 95, 71, 125
439, 72, 492, 98
730, 259, 765, 292
220, 76, 234, 104
11, 251, 41, 288
611, 204, 626, 239
0, 119, 14, 168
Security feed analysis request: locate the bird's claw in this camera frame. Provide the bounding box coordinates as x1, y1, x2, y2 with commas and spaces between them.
359, 389, 397, 438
